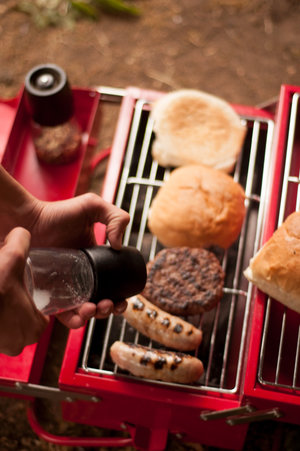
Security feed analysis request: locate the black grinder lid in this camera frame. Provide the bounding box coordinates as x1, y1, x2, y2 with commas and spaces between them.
82, 245, 147, 303
24, 63, 74, 126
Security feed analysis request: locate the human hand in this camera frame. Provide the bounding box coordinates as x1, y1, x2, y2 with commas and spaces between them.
29, 192, 130, 327
30, 192, 130, 250
0, 228, 49, 356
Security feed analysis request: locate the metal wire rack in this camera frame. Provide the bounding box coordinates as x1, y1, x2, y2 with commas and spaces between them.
258, 93, 300, 391
80, 92, 275, 395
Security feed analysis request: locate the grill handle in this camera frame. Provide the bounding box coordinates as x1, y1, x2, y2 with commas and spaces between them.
27, 401, 169, 450
226, 407, 283, 425
27, 401, 133, 448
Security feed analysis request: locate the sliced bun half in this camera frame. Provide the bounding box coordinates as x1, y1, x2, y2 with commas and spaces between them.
244, 211, 300, 314
150, 89, 246, 173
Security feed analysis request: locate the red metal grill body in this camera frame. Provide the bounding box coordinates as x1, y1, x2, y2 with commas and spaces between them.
0, 84, 299, 451
243, 85, 300, 422
0, 86, 99, 391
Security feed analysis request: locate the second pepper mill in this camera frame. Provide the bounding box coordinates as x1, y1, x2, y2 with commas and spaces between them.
24, 63, 82, 165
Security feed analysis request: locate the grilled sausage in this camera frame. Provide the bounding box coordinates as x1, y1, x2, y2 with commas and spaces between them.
110, 341, 204, 384
123, 295, 202, 351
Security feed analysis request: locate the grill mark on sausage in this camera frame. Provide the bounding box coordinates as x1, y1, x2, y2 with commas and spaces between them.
132, 297, 145, 310
154, 357, 167, 370
146, 308, 158, 319
173, 324, 183, 334
161, 317, 170, 327
171, 355, 183, 370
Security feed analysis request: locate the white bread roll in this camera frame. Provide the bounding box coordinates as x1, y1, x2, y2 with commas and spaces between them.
244, 212, 300, 314
148, 165, 245, 249
150, 89, 246, 173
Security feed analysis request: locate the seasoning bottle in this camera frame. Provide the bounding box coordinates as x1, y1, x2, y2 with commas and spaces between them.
24, 63, 82, 165
24, 245, 147, 316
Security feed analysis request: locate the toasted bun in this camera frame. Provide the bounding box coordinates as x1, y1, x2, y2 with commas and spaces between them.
148, 165, 245, 249
150, 89, 246, 173
244, 212, 300, 314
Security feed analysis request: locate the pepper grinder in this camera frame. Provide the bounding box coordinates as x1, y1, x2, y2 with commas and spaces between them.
24, 63, 82, 165
24, 245, 147, 316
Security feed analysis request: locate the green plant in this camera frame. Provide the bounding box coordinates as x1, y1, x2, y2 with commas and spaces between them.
16, 0, 140, 28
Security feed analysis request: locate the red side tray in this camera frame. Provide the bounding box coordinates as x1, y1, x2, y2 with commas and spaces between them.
0, 87, 100, 393
243, 85, 300, 423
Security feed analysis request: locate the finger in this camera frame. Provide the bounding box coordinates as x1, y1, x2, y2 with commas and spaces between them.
56, 302, 101, 328
56, 310, 86, 329
76, 302, 97, 321
2, 227, 31, 275
105, 211, 130, 249
4, 227, 31, 256
82, 194, 130, 249
95, 299, 114, 318
113, 299, 128, 315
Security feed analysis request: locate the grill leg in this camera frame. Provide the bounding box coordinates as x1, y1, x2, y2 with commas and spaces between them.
131, 425, 169, 451
27, 400, 133, 448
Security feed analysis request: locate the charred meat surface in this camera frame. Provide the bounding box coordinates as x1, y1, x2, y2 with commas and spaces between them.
110, 341, 204, 384
142, 247, 224, 316
123, 294, 202, 351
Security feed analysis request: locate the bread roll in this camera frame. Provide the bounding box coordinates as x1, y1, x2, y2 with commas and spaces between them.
244, 212, 300, 314
150, 89, 246, 173
148, 165, 246, 249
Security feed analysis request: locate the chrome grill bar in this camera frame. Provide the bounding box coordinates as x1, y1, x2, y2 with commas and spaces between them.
80, 92, 274, 394
258, 93, 300, 391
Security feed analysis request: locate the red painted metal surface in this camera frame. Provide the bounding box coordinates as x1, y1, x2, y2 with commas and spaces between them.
2, 83, 300, 450
27, 400, 133, 448
243, 85, 300, 421
2, 87, 100, 200
0, 87, 100, 390
59, 87, 275, 450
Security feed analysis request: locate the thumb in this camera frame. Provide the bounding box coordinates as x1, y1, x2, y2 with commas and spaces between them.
2, 227, 31, 274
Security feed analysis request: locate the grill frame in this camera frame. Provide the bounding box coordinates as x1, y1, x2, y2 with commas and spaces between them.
60, 87, 300, 449
77, 91, 275, 397
2, 84, 299, 450
243, 85, 300, 414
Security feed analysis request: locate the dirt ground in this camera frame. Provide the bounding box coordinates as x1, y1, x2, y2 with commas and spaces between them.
0, 0, 300, 450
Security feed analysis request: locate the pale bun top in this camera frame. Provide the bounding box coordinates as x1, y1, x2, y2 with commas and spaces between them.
150, 89, 246, 173
148, 164, 246, 249
244, 211, 300, 314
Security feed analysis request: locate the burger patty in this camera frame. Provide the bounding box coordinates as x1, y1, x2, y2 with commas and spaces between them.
142, 247, 224, 316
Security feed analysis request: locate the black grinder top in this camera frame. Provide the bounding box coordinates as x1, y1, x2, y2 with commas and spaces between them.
24, 63, 74, 127
82, 245, 147, 303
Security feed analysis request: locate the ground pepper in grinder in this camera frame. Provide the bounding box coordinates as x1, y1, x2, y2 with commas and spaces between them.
25, 63, 82, 165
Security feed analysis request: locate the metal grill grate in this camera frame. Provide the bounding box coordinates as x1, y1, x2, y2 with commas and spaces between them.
258, 93, 300, 391
80, 93, 274, 394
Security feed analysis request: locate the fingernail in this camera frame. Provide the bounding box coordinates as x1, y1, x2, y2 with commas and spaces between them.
115, 305, 127, 315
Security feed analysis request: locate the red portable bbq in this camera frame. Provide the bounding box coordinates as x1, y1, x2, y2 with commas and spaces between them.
0, 82, 299, 451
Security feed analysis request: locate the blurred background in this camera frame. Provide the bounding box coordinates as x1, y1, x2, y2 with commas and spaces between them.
0, 0, 299, 450
1, 0, 299, 104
